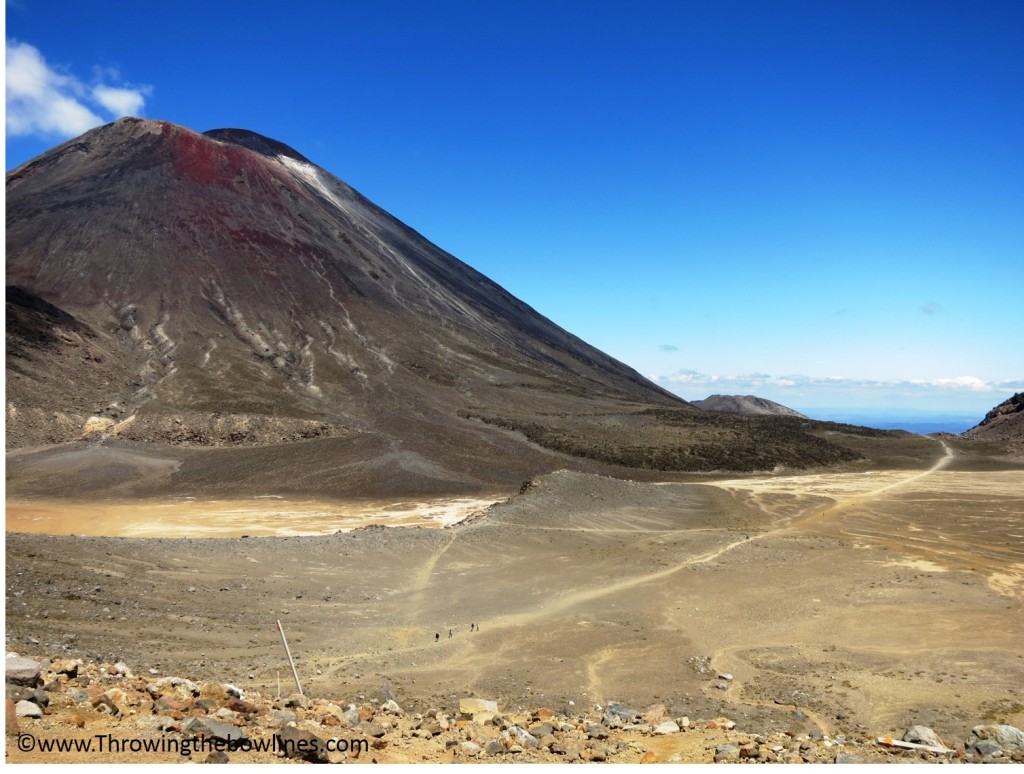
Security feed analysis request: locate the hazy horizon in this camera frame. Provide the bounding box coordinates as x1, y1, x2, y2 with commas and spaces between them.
6, 1, 1022, 413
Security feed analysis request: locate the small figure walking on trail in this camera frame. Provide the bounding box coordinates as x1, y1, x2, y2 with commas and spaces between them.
434, 632, 440, 642
448, 629, 453, 638
470, 623, 475, 632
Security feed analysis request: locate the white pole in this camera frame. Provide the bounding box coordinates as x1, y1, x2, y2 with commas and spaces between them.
277, 619, 303, 696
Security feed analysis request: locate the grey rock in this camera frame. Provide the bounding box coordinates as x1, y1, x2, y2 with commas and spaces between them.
585, 723, 609, 740
418, 719, 442, 736
505, 726, 539, 749
183, 717, 246, 742
971, 739, 1002, 757
6, 685, 34, 703
15, 700, 43, 718
147, 715, 180, 732
359, 722, 386, 738
835, 753, 868, 764
485, 739, 506, 756
66, 688, 89, 704
205, 751, 230, 764
903, 725, 942, 748
28, 689, 49, 708
268, 709, 297, 728
529, 722, 555, 737
970, 724, 1024, 752
459, 741, 482, 756
342, 705, 361, 727
275, 725, 328, 763
380, 698, 403, 715
714, 744, 740, 762
6, 656, 42, 687
653, 720, 680, 734
603, 701, 639, 726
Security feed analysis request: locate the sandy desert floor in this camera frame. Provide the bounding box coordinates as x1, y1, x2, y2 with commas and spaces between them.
6, 438, 1024, 747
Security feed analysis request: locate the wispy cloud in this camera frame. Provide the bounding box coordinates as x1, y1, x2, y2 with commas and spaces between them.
650, 369, 1024, 403
5, 40, 152, 139
922, 300, 943, 315
658, 344, 679, 352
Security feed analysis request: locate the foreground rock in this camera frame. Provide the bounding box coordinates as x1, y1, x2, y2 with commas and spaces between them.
5, 651, 1023, 764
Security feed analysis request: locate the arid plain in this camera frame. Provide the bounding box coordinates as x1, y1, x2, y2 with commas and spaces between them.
7, 433, 1023, 748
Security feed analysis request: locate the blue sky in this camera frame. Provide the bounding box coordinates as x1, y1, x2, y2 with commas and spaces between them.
6, 0, 1023, 418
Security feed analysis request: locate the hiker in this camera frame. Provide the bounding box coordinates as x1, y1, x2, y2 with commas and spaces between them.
448, 629, 453, 638
434, 632, 439, 642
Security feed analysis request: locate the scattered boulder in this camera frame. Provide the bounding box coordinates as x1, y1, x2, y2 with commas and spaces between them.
904, 725, 944, 748
52, 659, 79, 678
714, 743, 740, 762
969, 724, 1024, 752
359, 721, 386, 738
6, 655, 42, 687
585, 723, 609, 740
341, 704, 361, 727
971, 739, 1003, 757
459, 741, 482, 756
459, 697, 498, 722
603, 701, 639, 727
653, 720, 680, 735
276, 725, 329, 763
267, 709, 297, 728
15, 700, 43, 719
641, 703, 668, 723
183, 716, 247, 742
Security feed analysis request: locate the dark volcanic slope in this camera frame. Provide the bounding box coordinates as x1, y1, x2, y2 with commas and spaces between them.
6, 118, 866, 492
692, 394, 807, 418
7, 119, 676, 434
963, 392, 1024, 442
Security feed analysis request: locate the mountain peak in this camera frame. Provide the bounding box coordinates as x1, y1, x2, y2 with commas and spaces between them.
203, 128, 311, 164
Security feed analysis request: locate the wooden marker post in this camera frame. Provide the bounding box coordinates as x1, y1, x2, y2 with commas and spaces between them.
277, 619, 303, 696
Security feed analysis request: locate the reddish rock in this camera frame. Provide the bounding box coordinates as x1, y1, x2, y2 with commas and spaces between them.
52, 660, 79, 678
5, 699, 19, 735
641, 703, 668, 724
224, 697, 256, 715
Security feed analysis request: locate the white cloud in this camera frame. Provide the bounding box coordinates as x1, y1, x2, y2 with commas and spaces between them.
927, 376, 991, 392
653, 369, 1024, 405
92, 84, 148, 116
6, 40, 151, 139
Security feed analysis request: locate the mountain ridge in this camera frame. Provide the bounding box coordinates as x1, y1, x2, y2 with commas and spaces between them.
963, 392, 1024, 442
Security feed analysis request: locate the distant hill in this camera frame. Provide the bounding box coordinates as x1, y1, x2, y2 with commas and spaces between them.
963, 392, 1024, 441
693, 394, 808, 418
